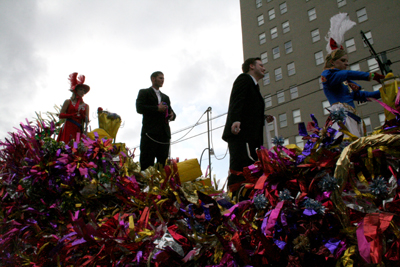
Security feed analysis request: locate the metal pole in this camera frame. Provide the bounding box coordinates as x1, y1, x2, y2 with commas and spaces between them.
206, 107, 212, 179
380, 51, 393, 74
360, 30, 386, 75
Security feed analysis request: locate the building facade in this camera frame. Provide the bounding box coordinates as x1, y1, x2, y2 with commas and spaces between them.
240, 0, 400, 147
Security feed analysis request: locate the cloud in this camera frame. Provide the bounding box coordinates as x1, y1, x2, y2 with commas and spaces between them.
0, 0, 242, 186
0, 1, 48, 137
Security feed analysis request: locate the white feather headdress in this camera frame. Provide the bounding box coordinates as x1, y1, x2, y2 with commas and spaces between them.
325, 13, 356, 54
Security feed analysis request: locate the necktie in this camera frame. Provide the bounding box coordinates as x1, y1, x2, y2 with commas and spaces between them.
156, 90, 161, 103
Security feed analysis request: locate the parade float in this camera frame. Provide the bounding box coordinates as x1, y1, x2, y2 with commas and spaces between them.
1, 74, 400, 267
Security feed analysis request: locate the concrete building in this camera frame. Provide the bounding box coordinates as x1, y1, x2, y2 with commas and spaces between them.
239, 0, 400, 148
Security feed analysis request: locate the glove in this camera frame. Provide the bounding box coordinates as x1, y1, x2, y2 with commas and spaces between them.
59, 113, 80, 120
353, 91, 367, 105
372, 73, 385, 83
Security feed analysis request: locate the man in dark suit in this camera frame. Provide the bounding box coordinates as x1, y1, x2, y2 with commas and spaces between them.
136, 71, 176, 170
222, 58, 273, 193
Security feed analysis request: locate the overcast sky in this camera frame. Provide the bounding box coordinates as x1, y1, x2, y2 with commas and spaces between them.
0, 0, 245, 188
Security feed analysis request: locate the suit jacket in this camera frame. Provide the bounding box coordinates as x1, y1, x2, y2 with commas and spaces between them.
136, 87, 176, 139
222, 73, 265, 143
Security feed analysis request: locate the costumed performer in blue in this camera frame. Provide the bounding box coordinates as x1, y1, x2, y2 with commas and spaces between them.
57, 73, 90, 143
322, 13, 385, 137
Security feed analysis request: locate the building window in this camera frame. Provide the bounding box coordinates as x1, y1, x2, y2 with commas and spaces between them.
269, 8, 276, 20
259, 33, 266, 45
267, 122, 275, 135
293, 109, 301, 124
264, 94, 272, 107
357, 8, 368, 23
279, 113, 287, 128
258, 15, 265, 26
311, 29, 320, 43
261, 52, 268, 64
350, 64, 360, 71
273, 46, 280, 59
282, 21, 290, 34
308, 8, 316, 21
263, 72, 270, 85
364, 117, 372, 134
256, 0, 262, 8
284, 41, 293, 54
315, 51, 324, 65
373, 84, 381, 91
322, 100, 330, 115
277, 90, 285, 103
319, 77, 323, 89
290, 85, 298, 99
379, 113, 385, 125
295, 136, 304, 148
271, 27, 278, 39
287, 62, 296, 76
367, 58, 379, 72
275, 67, 282, 81
363, 31, 374, 47
283, 138, 289, 146
345, 38, 356, 53
280, 2, 287, 14
337, 0, 346, 8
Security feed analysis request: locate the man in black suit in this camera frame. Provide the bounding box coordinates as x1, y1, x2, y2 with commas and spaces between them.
222, 58, 273, 193
136, 71, 176, 170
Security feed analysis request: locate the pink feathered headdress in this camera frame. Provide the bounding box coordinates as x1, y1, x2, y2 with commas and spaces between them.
68, 72, 90, 94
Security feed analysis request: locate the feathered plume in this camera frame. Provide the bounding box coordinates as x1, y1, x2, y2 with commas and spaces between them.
77, 74, 85, 85
325, 13, 356, 54
68, 72, 86, 90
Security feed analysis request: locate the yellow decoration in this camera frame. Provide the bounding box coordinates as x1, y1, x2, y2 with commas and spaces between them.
335, 134, 400, 191
87, 110, 122, 141
337, 245, 356, 267
356, 172, 368, 186
129, 215, 135, 230
156, 211, 165, 225
333, 134, 400, 230
156, 199, 169, 206
390, 221, 400, 239
38, 242, 50, 255
98, 111, 121, 139
379, 73, 399, 121
136, 229, 155, 242
199, 177, 212, 187
112, 208, 120, 216
87, 128, 112, 141
176, 159, 202, 183
285, 144, 303, 153
180, 178, 222, 204
213, 249, 223, 264
173, 191, 182, 204
113, 143, 127, 155
337, 121, 358, 140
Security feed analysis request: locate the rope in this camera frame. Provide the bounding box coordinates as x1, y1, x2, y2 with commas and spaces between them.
144, 109, 208, 145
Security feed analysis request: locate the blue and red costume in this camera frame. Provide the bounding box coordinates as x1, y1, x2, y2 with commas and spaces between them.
322, 68, 380, 108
